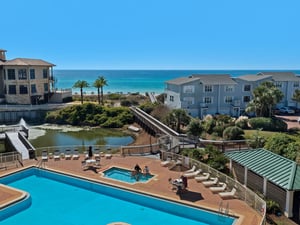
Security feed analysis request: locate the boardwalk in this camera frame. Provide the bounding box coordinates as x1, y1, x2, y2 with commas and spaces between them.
0, 155, 263, 225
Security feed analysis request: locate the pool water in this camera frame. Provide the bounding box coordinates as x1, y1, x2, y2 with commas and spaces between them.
103, 167, 154, 183
0, 168, 236, 225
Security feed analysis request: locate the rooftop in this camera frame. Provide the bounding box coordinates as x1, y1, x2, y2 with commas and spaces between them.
225, 148, 300, 190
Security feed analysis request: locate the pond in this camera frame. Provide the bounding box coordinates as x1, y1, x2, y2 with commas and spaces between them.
28, 124, 134, 149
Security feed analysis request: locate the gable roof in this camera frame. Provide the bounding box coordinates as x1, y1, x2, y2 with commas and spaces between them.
166, 74, 237, 85
191, 74, 237, 85
225, 148, 300, 190
258, 72, 300, 81
237, 74, 272, 82
1, 58, 55, 67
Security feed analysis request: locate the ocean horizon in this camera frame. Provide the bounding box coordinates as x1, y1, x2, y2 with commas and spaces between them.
54, 69, 300, 95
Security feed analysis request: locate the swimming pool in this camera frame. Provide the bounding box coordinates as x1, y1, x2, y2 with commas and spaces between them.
0, 168, 236, 225
103, 167, 154, 183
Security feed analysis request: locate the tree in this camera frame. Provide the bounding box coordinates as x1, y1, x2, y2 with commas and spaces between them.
246, 81, 283, 117
167, 109, 190, 132
93, 76, 108, 105
264, 133, 300, 161
187, 118, 204, 147
292, 89, 300, 108
73, 80, 89, 104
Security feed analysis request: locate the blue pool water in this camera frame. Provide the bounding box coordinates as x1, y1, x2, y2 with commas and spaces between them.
103, 167, 154, 183
0, 168, 236, 225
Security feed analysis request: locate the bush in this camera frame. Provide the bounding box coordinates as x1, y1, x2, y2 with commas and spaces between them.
223, 126, 245, 140
248, 117, 287, 132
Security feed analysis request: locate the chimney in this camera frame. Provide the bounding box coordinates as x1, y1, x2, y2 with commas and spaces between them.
0, 49, 7, 61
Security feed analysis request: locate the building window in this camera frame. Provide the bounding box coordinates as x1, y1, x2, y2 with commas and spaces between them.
204, 97, 212, 104
44, 83, 49, 92
30, 69, 35, 79
243, 96, 251, 103
294, 81, 299, 87
225, 85, 234, 92
204, 85, 213, 92
169, 95, 174, 102
244, 84, 251, 92
18, 69, 27, 80
7, 69, 15, 80
31, 84, 37, 94
274, 81, 282, 88
43, 69, 48, 78
225, 96, 233, 103
183, 97, 194, 105
8, 85, 16, 94
19, 85, 28, 94
183, 85, 195, 93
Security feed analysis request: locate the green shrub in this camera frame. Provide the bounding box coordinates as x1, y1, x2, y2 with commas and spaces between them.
223, 126, 245, 140
248, 117, 287, 132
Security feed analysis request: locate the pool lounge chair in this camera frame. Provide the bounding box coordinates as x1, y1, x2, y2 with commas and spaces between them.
183, 169, 202, 178
209, 182, 227, 192
195, 173, 210, 182
41, 150, 48, 161
202, 177, 218, 187
184, 165, 196, 173
65, 149, 72, 160
53, 150, 60, 161
161, 158, 173, 167
94, 149, 100, 158
72, 149, 80, 160
219, 187, 237, 199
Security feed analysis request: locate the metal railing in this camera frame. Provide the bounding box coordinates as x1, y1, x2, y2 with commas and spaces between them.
0, 152, 23, 169
161, 151, 266, 225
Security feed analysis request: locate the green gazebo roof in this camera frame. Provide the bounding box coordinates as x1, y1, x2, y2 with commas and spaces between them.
225, 148, 300, 190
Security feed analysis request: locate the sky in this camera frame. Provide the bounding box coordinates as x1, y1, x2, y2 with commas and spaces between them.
1, 0, 300, 70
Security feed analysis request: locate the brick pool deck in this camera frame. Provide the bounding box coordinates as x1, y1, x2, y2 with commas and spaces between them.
0, 154, 263, 225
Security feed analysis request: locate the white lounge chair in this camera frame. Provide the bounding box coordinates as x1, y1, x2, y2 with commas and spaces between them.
41, 150, 48, 161
72, 149, 80, 160
195, 173, 210, 182
219, 188, 237, 198
65, 149, 72, 160
183, 169, 202, 178
53, 150, 60, 161
94, 149, 100, 158
184, 165, 196, 173
161, 158, 173, 167
209, 182, 227, 192
202, 177, 218, 187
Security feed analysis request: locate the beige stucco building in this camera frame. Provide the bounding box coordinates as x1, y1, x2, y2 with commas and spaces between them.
0, 49, 57, 104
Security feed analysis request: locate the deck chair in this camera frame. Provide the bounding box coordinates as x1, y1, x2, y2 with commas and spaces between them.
161, 158, 173, 167
183, 169, 202, 178
219, 187, 237, 198
209, 182, 227, 192
41, 150, 48, 161
202, 177, 218, 187
72, 149, 80, 160
184, 165, 196, 173
195, 173, 210, 182
65, 149, 72, 160
94, 149, 100, 158
53, 150, 61, 161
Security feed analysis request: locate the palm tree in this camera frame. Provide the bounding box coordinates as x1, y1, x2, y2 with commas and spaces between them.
246, 81, 283, 117
292, 89, 300, 109
73, 80, 89, 104
93, 76, 108, 105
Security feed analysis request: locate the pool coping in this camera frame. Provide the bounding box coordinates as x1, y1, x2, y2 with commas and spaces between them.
0, 184, 28, 210
0, 165, 245, 225
99, 165, 157, 184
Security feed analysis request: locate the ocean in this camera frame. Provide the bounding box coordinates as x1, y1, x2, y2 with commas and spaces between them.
54, 70, 300, 95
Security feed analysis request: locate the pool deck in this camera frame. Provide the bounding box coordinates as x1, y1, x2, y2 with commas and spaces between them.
0, 154, 263, 225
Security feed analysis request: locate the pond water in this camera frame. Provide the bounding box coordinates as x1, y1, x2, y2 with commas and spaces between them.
28, 124, 134, 149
